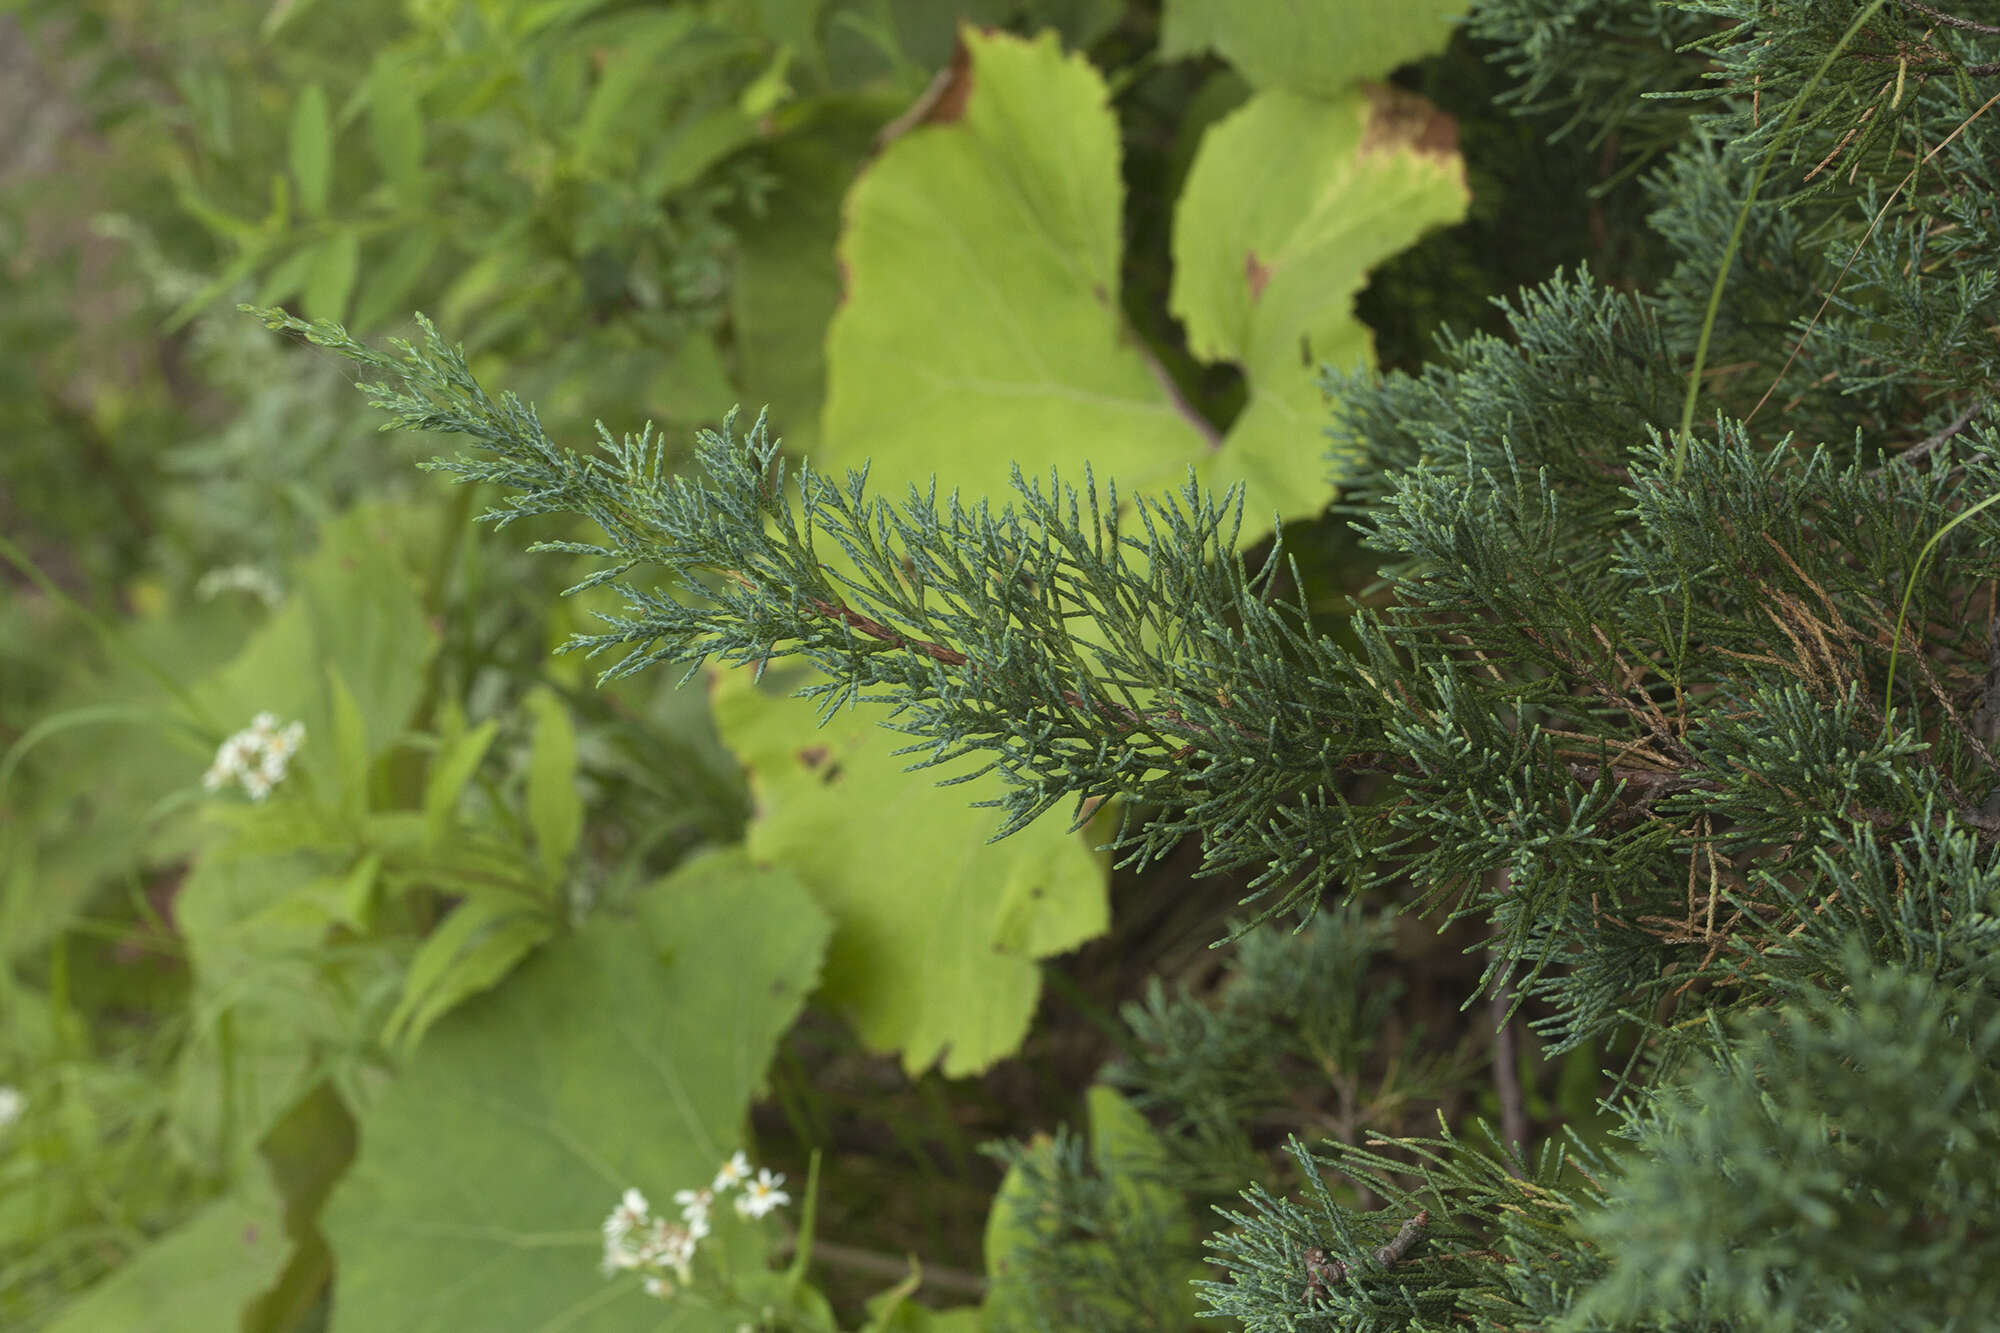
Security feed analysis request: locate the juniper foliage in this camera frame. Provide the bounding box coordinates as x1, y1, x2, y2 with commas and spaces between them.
259, 0, 2000, 1326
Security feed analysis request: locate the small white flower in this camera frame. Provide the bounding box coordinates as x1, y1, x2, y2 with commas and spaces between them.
735, 1168, 789, 1219
674, 1185, 713, 1225
642, 1275, 674, 1299
202, 713, 305, 801
712, 1150, 751, 1193
603, 1188, 649, 1243
0, 1086, 23, 1131
195, 564, 283, 608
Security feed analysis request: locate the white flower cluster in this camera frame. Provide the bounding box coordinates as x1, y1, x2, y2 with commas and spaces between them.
194, 563, 284, 608
600, 1151, 790, 1300
202, 712, 305, 801
0, 1085, 23, 1132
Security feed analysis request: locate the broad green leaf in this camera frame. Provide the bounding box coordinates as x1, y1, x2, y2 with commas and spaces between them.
41, 1163, 290, 1333
711, 667, 1106, 1078
289, 82, 333, 217
1159, 0, 1471, 95
824, 26, 1464, 536
822, 28, 1211, 508
422, 717, 499, 848
524, 685, 583, 879
1172, 84, 1468, 517
324, 851, 831, 1333
367, 54, 426, 204
303, 228, 361, 323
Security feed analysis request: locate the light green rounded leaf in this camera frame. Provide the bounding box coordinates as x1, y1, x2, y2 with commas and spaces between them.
1160, 0, 1471, 95
822, 27, 1214, 505
711, 667, 1106, 1078
1173, 84, 1469, 519
324, 850, 831, 1332
822, 26, 1464, 538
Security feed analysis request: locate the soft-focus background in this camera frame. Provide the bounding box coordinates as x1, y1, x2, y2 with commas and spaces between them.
0, 4, 1634, 1329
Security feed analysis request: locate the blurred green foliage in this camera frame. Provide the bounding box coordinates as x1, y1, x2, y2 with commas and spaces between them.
0, 1, 1603, 1329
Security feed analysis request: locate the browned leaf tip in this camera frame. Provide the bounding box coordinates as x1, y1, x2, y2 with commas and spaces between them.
1358, 82, 1459, 161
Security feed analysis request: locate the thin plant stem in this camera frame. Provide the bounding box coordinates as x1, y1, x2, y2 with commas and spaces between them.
1676, 0, 1890, 480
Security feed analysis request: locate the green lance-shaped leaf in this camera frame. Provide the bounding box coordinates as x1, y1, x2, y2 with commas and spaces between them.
367, 52, 426, 206
324, 850, 832, 1332
289, 82, 333, 218
1159, 0, 1472, 96
524, 684, 584, 879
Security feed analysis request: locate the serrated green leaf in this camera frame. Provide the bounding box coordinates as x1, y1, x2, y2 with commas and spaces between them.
289, 82, 332, 217
323, 850, 831, 1333
302, 227, 360, 323
523, 686, 583, 880
422, 718, 499, 848
40, 1162, 291, 1333
1160, 0, 1471, 94
711, 666, 1106, 1077
1171, 84, 1468, 514
367, 54, 426, 204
